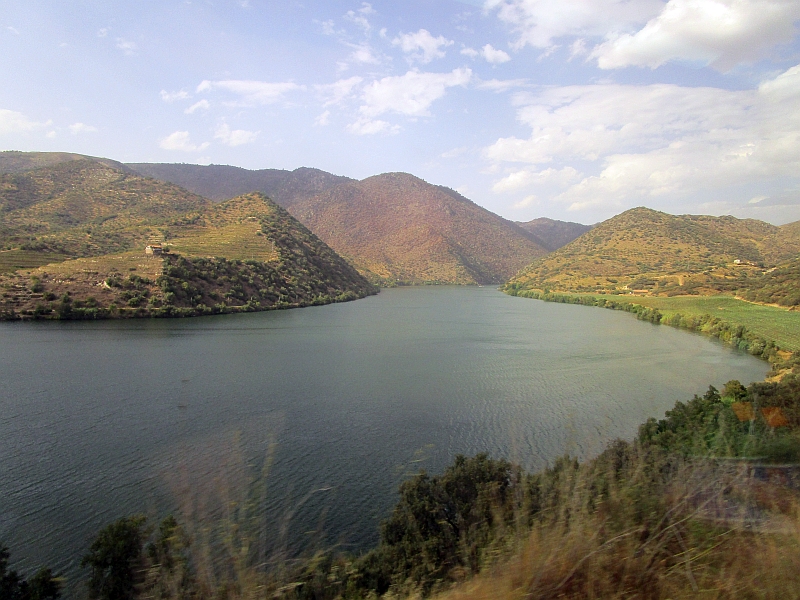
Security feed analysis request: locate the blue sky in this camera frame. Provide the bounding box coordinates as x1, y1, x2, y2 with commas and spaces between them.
2, 0, 800, 225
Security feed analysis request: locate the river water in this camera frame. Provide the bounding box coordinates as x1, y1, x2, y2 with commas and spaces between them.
0, 287, 768, 595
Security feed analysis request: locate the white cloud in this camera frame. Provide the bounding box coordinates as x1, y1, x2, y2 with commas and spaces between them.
358, 68, 473, 119
481, 43, 511, 64
160, 89, 190, 103
159, 131, 210, 152
115, 38, 138, 55
345, 2, 375, 33
68, 122, 98, 135
346, 118, 400, 135
316, 76, 363, 106
214, 123, 258, 146
493, 166, 581, 192
513, 194, 539, 208
569, 38, 587, 58
592, 0, 800, 71
485, 0, 662, 49
0, 109, 50, 135
318, 19, 341, 36
7, 26, 20, 35
485, 63, 800, 212
476, 78, 528, 92
392, 29, 454, 63
461, 47, 480, 57
184, 100, 210, 114
97, 28, 108, 38
348, 43, 382, 65
488, 0, 800, 71
315, 110, 331, 126
441, 146, 471, 158
196, 80, 304, 105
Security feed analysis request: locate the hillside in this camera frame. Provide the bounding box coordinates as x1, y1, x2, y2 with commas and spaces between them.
288, 173, 548, 284
0, 192, 376, 320
127, 163, 352, 205
127, 163, 550, 284
0, 158, 211, 270
506, 207, 800, 294
515, 217, 593, 251
0, 150, 131, 175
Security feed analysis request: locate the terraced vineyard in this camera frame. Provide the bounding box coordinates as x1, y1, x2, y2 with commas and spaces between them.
168, 222, 278, 262
0, 249, 69, 272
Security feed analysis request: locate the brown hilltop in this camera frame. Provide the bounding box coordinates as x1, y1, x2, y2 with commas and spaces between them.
289, 172, 548, 285
127, 163, 352, 205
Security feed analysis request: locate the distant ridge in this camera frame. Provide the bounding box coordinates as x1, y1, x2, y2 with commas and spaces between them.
0, 150, 134, 175
127, 163, 352, 205
515, 217, 593, 251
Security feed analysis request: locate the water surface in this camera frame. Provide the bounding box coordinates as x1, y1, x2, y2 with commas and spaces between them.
0, 287, 768, 594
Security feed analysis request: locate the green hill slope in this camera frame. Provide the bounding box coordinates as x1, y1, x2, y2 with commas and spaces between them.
0, 192, 376, 320
507, 207, 800, 294
0, 158, 211, 268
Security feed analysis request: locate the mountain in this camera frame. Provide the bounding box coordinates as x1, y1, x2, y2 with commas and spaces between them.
127, 163, 352, 205
506, 207, 800, 295
0, 150, 131, 174
127, 163, 549, 285
287, 172, 549, 284
0, 192, 376, 320
515, 217, 593, 251
0, 158, 211, 271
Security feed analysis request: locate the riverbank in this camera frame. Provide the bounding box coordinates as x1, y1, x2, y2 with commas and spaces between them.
0, 252, 378, 321
503, 287, 800, 381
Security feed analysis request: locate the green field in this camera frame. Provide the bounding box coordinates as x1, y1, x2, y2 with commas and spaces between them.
593, 294, 800, 352
0, 249, 69, 273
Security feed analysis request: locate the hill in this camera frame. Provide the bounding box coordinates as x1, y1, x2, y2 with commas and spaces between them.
515, 217, 593, 251
126, 163, 550, 284
506, 207, 800, 294
0, 150, 132, 175
287, 173, 549, 284
0, 158, 211, 270
127, 163, 352, 205
0, 192, 376, 320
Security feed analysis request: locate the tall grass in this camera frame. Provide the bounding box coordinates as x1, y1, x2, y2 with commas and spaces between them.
436, 451, 800, 600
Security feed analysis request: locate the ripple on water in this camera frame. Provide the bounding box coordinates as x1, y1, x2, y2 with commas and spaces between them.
0, 287, 768, 596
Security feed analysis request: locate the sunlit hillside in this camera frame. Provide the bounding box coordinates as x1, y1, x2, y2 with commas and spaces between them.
507, 207, 800, 295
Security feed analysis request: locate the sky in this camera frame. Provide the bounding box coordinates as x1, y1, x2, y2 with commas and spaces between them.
1, 0, 800, 225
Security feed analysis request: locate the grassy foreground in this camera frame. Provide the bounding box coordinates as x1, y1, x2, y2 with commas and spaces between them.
5, 377, 799, 600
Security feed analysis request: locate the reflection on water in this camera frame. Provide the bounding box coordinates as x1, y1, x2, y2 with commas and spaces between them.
0, 287, 768, 595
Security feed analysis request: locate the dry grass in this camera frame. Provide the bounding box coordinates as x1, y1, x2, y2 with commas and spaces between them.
436, 461, 800, 600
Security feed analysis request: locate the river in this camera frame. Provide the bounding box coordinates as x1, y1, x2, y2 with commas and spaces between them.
0, 287, 768, 595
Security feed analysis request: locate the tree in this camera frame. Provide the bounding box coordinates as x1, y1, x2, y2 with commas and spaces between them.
0, 544, 61, 600
81, 515, 147, 600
